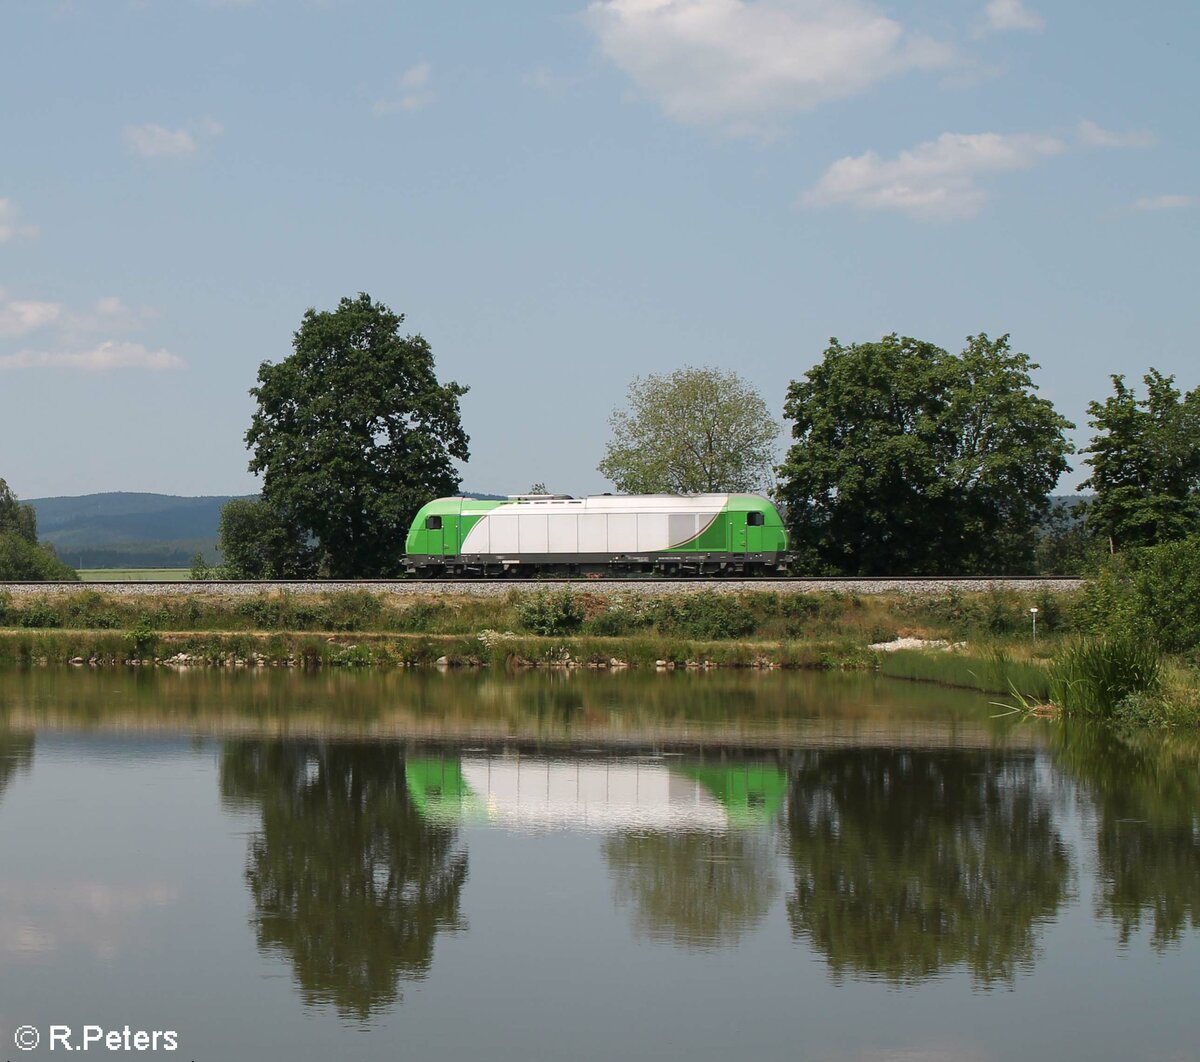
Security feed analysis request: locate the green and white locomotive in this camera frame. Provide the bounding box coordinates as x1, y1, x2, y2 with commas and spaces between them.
405, 493, 789, 576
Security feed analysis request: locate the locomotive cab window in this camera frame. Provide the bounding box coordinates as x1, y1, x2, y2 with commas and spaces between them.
425, 515, 443, 530
747, 512, 764, 526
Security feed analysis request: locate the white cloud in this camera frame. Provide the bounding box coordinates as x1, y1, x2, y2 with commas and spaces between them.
0, 341, 183, 371
980, 0, 1043, 34
584, 0, 954, 134
1132, 194, 1194, 211
0, 198, 38, 242
0, 292, 62, 338
123, 118, 223, 159
124, 124, 197, 158
1077, 119, 1156, 149
373, 62, 434, 115
1, 286, 172, 371
803, 131, 1066, 221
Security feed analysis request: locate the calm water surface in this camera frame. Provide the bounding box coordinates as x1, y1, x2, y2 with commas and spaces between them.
0, 669, 1197, 1062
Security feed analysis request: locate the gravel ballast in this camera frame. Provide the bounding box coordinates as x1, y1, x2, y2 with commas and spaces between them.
0, 578, 1084, 598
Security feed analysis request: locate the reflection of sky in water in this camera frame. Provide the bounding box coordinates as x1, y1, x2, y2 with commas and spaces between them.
0, 881, 177, 960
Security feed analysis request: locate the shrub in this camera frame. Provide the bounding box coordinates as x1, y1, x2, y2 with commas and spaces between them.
397, 601, 445, 632
1110, 691, 1196, 730
982, 586, 1020, 634
289, 603, 324, 630
65, 592, 121, 629
1049, 637, 1163, 719
317, 591, 385, 631
18, 600, 62, 628
517, 590, 585, 636
584, 607, 650, 637
648, 593, 757, 640
742, 592, 820, 620
126, 617, 160, 660
1076, 538, 1200, 654
237, 594, 287, 629
782, 595, 822, 620
1032, 588, 1072, 634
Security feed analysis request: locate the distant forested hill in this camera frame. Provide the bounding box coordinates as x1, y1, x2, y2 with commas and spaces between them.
25, 490, 505, 569
26, 492, 256, 569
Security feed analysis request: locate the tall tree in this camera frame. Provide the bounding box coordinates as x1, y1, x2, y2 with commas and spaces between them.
0, 478, 78, 580
1079, 370, 1200, 550
246, 294, 470, 577
777, 334, 1073, 575
217, 498, 316, 579
598, 367, 778, 494
0, 479, 38, 543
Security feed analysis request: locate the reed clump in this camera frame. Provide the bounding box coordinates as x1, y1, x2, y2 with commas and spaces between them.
1047, 637, 1163, 720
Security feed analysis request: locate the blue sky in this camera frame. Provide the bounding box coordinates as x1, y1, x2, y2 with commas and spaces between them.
2, 0, 1196, 499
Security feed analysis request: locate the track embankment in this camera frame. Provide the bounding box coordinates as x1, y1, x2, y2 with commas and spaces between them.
0, 577, 1083, 597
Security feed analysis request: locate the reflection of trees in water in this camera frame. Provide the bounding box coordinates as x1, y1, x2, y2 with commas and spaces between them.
220, 742, 467, 1019
1054, 726, 1200, 949
603, 830, 778, 949
785, 749, 1069, 986
0, 730, 34, 802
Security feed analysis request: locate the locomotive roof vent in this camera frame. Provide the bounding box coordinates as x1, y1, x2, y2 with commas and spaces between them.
507, 493, 575, 501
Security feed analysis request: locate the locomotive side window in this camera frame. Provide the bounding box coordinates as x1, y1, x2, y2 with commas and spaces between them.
747, 512, 764, 526
426, 515, 443, 530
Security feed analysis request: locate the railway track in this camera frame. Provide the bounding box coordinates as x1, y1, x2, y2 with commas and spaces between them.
0, 576, 1085, 596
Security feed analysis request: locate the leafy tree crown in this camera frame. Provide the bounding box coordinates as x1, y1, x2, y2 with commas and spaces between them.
1078, 369, 1200, 549
598, 366, 778, 494
245, 294, 469, 577
777, 334, 1073, 575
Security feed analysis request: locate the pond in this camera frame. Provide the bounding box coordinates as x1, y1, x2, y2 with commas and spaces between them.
0, 669, 1197, 1061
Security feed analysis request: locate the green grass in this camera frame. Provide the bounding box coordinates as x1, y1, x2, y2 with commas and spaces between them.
77, 568, 191, 582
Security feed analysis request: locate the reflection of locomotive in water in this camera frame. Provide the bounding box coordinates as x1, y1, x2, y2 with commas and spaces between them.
405, 493, 789, 576
405, 755, 788, 832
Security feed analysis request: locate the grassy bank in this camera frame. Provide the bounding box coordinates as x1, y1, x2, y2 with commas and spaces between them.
0, 584, 1067, 673
0, 584, 1196, 728
0, 584, 1075, 641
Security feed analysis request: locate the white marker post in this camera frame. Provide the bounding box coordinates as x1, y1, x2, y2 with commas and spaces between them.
1029, 606, 1039, 641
